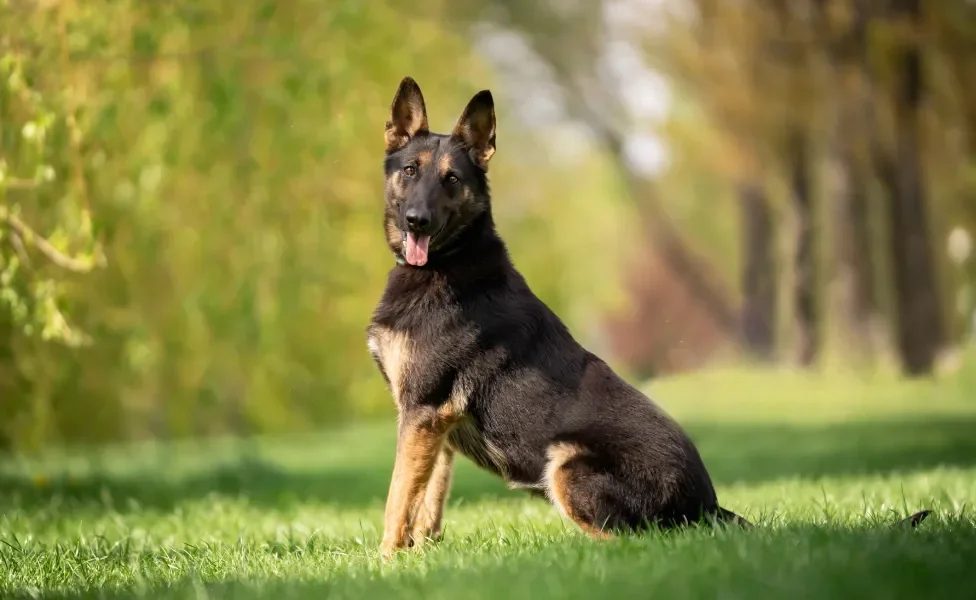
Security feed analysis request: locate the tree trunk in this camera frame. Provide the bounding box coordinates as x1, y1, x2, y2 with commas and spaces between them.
739, 183, 778, 361
829, 0, 881, 363
880, 0, 945, 376
832, 153, 879, 362
789, 131, 820, 366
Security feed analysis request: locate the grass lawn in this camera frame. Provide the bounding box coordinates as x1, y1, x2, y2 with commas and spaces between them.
2, 367, 976, 599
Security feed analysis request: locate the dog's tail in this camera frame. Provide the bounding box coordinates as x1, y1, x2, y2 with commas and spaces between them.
713, 506, 933, 530
893, 509, 933, 529
714, 506, 755, 529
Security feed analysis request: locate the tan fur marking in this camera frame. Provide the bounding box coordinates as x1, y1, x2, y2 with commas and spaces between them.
384, 173, 405, 248
410, 446, 455, 545
543, 443, 580, 520
481, 436, 508, 478
385, 218, 402, 250
402, 98, 429, 132
384, 127, 409, 153
417, 150, 433, 169
544, 442, 612, 540
389, 170, 404, 194
381, 422, 446, 557
438, 152, 453, 175
446, 379, 469, 416
375, 329, 467, 557
370, 327, 412, 406
479, 145, 495, 165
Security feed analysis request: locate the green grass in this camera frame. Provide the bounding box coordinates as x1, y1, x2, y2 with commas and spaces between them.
2, 367, 976, 599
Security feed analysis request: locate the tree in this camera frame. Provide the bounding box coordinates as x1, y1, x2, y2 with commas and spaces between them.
787, 129, 820, 366
828, 0, 881, 363
739, 183, 778, 360
876, 0, 945, 375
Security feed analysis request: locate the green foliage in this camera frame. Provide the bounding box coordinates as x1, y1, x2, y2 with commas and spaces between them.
0, 1, 629, 451
0, 24, 101, 347
9, 0, 971, 452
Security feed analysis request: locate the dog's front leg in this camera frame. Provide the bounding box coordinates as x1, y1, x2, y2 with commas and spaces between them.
411, 445, 455, 545
380, 409, 452, 558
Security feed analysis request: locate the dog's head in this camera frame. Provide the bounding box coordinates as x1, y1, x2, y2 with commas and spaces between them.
382, 76, 496, 267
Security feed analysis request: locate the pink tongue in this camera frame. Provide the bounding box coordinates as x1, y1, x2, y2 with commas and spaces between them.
405, 233, 430, 266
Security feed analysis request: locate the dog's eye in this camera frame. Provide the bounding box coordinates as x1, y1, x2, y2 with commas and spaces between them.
403, 166, 416, 177
446, 174, 459, 185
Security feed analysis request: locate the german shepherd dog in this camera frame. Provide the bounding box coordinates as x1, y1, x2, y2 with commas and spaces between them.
367, 77, 931, 558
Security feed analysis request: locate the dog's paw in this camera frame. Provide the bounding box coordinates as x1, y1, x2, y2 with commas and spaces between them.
379, 536, 409, 560
409, 527, 444, 549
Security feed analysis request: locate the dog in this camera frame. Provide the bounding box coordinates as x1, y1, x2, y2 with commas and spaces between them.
366, 76, 931, 558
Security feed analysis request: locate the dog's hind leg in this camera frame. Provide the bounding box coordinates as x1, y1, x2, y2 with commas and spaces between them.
543, 443, 615, 540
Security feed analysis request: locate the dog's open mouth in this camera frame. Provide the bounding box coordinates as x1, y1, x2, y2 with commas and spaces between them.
403, 232, 431, 267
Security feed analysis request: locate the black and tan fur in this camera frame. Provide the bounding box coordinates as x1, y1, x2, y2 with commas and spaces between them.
367, 77, 931, 557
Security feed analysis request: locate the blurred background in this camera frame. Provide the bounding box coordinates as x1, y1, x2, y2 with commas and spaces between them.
1, 0, 975, 454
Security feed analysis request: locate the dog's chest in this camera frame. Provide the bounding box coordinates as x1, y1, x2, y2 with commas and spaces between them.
366, 325, 415, 406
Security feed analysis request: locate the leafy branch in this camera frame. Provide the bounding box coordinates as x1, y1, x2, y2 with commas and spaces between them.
0, 205, 97, 273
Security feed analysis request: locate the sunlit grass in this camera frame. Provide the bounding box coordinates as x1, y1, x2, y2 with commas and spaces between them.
2, 367, 975, 599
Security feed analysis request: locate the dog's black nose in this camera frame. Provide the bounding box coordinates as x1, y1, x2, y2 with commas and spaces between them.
405, 208, 431, 232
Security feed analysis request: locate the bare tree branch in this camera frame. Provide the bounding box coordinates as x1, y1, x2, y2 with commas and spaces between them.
1, 210, 95, 273
3, 178, 39, 191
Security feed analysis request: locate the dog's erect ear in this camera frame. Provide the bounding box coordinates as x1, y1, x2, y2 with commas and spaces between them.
452, 90, 496, 169
385, 77, 429, 153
